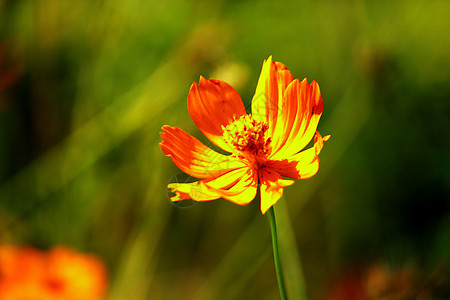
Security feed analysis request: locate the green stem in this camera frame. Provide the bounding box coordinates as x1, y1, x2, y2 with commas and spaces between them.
267, 206, 288, 300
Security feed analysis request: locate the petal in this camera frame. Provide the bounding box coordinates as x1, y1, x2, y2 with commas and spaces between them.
266, 132, 330, 180
188, 76, 247, 152
270, 79, 324, 160
168, 167, 258, 206
251, 56, 294, 149
270, 78, 300, 155
160, 125, 246, 179
259, 168, 294, 214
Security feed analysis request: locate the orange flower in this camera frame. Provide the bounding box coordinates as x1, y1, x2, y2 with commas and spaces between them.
160, 56, 330, 214
0, 245, 108, 300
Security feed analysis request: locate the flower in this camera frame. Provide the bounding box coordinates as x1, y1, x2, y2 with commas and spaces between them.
0, 245, 108, 300
160, 56, 330, 214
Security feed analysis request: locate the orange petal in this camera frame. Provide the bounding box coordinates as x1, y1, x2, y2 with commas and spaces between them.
259, 168, 294, 214
0, 246, 45, 280
160, 126, 246, 179
251, 56, 294, 148
168, 167, 258, 206
270, 79, 324, 160
188, 76, 247, 152
46, 247, 108, 300
267, 132, 329, 180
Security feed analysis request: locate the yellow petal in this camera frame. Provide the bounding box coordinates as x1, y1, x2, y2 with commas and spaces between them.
259, 168, 294, 214
168, 167, 257, 206
251, 56, 294, 147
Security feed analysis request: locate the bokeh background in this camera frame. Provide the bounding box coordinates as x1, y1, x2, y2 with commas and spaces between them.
1, 0, 449, 299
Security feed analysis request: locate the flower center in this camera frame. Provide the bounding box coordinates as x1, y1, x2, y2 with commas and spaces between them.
222, 114, 271, 162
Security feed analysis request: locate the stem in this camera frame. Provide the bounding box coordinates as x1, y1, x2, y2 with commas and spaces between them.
268, 206, 288, 300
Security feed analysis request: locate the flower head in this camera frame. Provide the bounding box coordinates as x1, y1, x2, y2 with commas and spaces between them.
160, 56, 330, 214
0, 245, 108, 300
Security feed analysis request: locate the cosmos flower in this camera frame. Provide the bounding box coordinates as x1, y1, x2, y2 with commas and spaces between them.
160, 56, 330, 214
0, 245, 108, 300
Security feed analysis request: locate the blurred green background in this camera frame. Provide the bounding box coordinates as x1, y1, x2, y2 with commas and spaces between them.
1, 0, 449, 299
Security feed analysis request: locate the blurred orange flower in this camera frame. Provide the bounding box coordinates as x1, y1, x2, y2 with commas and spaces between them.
0, 245, 108, 300
160, 56, 329, 214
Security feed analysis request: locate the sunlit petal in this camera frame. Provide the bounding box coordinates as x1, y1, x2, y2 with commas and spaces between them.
259, 168, 294, 214
160, 126, 246, 179
168, 167, 257, 206
267, 132, 330, 180
270, 79, 323, 160
188, 76, 247, 152
251, 56, 294, 151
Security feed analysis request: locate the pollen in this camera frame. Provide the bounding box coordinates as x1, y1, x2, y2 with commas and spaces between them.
222, 114, 272, 158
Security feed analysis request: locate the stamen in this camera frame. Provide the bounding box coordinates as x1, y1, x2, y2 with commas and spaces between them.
222, 115, 272, 159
